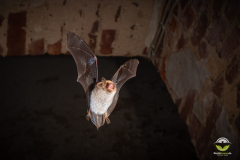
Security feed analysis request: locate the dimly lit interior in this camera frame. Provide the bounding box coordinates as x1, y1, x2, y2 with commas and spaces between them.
0, 0, 239, 160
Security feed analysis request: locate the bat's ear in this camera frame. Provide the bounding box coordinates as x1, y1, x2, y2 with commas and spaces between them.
102, 77, 107, 87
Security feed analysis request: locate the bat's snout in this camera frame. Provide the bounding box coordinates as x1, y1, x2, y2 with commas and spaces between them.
107, 83, 114, 91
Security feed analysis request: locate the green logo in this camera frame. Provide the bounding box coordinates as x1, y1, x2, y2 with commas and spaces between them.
215, 137, 231, 152
215, 145, 230, 151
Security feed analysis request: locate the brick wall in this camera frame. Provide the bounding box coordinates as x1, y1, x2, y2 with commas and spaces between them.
150, 0, 240, 159
0, 0, 156, 56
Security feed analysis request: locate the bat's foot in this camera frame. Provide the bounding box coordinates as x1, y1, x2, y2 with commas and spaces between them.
106, 117, 111, 124
86, 114, 90, 121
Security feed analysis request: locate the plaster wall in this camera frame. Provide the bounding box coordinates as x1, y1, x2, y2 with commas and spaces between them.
0, 0, 157, 56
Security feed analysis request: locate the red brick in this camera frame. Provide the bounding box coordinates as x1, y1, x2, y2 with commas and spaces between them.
191, 13, 208, 46
8, 11, 26, 27
219, 27, 240, 59
0, 14, 4, 26
99, 30, 116, 54
207, 18, 226, 46
47, 39, 61, 55
7, 11, 26, 56
196, 99, 222, 157
225, 0, 240, 22
180, 90, 197, 122
213, 74, 224, 98
198, 41, 208, 59
115, 6, 121, 22
225, 55, 239, 84
28, 39, 44, 55
181, 5, 196, 31
188, 114, 200, 140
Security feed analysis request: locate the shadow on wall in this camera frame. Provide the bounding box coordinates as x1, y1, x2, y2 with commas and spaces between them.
0, 56, 198, 160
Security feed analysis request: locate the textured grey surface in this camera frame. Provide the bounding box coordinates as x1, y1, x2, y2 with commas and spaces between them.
166, 48, 210, 98
0, 56, 198, 160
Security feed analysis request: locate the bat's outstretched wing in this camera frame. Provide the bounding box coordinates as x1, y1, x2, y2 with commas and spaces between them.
66, 32, 98, 111
107, 59, 139, 116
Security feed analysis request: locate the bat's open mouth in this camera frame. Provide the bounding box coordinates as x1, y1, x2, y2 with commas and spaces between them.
107, 84, 114, 91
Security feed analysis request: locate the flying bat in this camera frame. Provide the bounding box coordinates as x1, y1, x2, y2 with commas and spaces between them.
66, 32, 139, 129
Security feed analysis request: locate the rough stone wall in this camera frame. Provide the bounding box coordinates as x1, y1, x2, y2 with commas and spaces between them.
151, 0, 240, 159
0, 0, 156, 56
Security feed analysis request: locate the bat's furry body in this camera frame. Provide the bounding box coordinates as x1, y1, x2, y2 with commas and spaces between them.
90, 85, 116, 114
66, 31, 139, 129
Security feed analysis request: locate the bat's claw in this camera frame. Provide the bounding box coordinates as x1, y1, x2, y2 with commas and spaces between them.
106, 117, 111, 124
86, 114, 90, 121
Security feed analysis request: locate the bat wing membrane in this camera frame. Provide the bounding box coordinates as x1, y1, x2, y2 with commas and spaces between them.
67, 32, 139, 128
107, 59, 139, 116
67, 31, 94, 56
67, 32, 98, 112
90, 111, 105, 129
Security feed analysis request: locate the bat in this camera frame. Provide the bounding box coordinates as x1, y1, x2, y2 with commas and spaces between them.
66, 32, 139, 129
